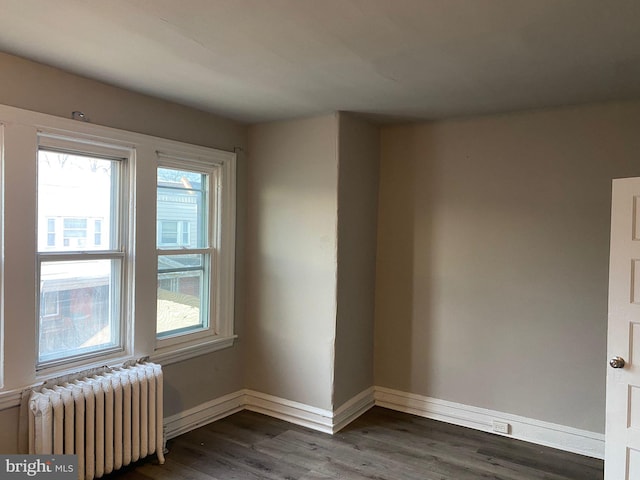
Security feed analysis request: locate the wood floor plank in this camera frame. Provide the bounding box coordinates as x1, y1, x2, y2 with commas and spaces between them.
298, 471, 336, 480
256, 429, 429, 480
335, 426, 564, 480
336, 414, 581, 480
199, 410, 298, 448
165, 443, 269, 480
341, 407, 601, 479
180, 429, 313, 480
135, 462, 217, 480
106, 407, 603, 480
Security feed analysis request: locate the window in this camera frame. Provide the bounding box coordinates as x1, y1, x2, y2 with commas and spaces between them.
37, 142, 127, 367
157, 220, 190, 247
156, 166, 209, 337
94, 219, 102, 246
154, 151, 236, 360
63, 218, 88, 247
46, 218, 56, 247
0, 104, 236, 398
41, 291, 59, 317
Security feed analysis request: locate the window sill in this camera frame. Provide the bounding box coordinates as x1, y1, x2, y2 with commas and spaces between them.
151, 335, 237, 366
0, 389, 23, 411
0, 337, 238, 410
0, 352, 138, 411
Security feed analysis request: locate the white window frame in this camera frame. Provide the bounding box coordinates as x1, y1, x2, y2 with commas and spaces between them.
0, 103, 236, 404
35, 134, 133, 371
152, 149, 237, 364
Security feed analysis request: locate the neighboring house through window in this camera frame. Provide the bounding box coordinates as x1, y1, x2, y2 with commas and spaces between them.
36, 141, 127, 367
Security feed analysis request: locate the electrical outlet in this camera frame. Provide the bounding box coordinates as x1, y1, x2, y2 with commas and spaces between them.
492, 420, 510, 434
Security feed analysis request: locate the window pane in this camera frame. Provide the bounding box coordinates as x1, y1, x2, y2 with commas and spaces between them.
157, 167, 206, 249
63, 218, 87, 248
39, 259, 120, 363
47, 218, 56, 247
38, 151, 117, 251
157, 254, 208, 336
160, 221, 179, 245
37, 146, 124, 366
181, 220, 190, 245
94, 219, 102, 245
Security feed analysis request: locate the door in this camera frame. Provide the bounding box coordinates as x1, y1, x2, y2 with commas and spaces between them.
606, 177, 640, 478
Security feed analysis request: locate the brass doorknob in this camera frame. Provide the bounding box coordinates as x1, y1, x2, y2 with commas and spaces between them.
610, 356, 626, 369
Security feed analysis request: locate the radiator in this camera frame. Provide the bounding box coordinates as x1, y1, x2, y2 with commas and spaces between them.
28, 362, 165, 480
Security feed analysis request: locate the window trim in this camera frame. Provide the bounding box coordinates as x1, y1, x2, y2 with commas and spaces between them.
0, 103, 237, 397
35, 135, 133, 371
152, 149, 237, 364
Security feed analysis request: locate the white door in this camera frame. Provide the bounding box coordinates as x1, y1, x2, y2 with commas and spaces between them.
606, 177, 640, 478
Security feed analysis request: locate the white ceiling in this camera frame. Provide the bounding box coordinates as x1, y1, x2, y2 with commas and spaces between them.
1, 0, 640, 124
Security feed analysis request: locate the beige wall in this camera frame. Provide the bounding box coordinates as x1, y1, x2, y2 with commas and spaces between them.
375, 100, 640, 433
0, 52, 244, 150
0, 408, 19, 453
0, 52, 247, 451
245, 115, 339, 410
333, 113, 379, 407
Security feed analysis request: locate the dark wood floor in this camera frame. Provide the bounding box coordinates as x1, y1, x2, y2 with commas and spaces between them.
110, 407, 603, 480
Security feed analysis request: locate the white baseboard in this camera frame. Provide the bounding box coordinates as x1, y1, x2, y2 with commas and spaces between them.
164, 390, 244, 440
332, 387, 375, 433
243, 389, 334, 433
162, 386, 603, 460
163, 387, 375, 440
374, 386, 605, 460
243, 387, 375, 434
